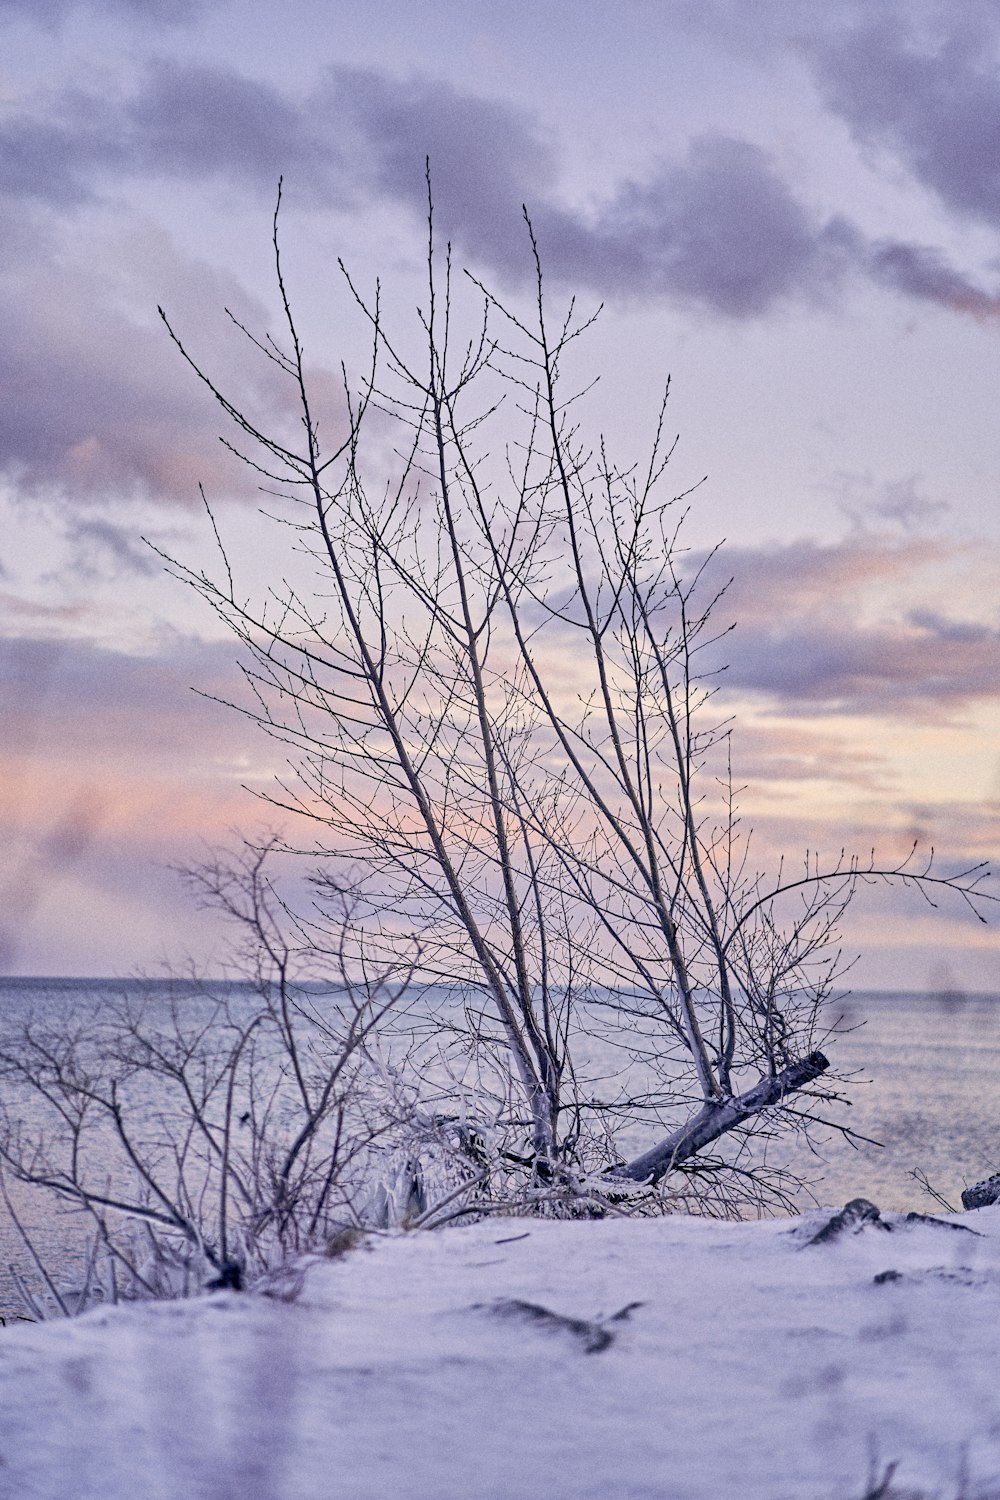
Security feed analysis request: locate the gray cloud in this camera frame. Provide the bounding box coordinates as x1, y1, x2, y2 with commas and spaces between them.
3, 54, 1000, 513
0, 108, 121, 204
700, 537, 1000, 714
0, 61, 544, 217
302, 72, 844, 315
802, 12, 1000, 227
834, 473, 951, 533
0, 210, 301, 502
311, 73, 845, 314
0, 263, 217, 500
128, 58, 331, 188
724, 614, 1000, 710
316, 66, 558, 271
868, 239, 1000, 318
0, 61, 329, 204
64, 517, 159, 577
0, 631, 250, 760
318, 67, 1000, 319
534, 137, 845, 316
1, 0, 197, 24
4, 56, 999, 324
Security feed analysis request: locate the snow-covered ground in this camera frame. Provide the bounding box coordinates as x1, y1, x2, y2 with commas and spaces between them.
2, 1203, 999, 1500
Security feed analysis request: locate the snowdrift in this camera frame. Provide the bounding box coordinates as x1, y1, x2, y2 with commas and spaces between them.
2, 1203, 999, 1500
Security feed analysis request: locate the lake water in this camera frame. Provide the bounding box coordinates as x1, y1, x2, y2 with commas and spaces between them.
0, 979, 998, 1318
773, 988, 1000, 1211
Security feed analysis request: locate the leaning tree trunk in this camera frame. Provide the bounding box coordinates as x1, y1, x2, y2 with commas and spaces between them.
612, 1052, 830, 1185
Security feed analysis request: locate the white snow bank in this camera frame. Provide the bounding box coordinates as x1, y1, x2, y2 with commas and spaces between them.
2, 1203, 999, 1500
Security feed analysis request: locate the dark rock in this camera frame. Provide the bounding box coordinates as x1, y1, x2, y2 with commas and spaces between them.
961, 1173, 1000, 1211
806, 1198, 890, 1246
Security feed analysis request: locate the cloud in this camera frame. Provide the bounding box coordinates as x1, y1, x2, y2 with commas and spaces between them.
834, 473, 951, 533
319, 67, 1000, 320
867, 238, 1000, 318
730, 720, 891, 792
700, 535, 1000, 714
0, 213, 305, 503
0, 269, 217, 501
802, 11, 1000, 228
533, 136, 842, 316
0, 61, 329, 205
313, 71, 834, 315
128, 58, 332, 189
3, 54, 1000, 514
316, 66, 558, 270
1, 0, 198, 25
64, 517, 159, 577
0, 628, 282, 973
725, 612, 1000, 711
0, 631, 256, 762
0, 109, 120, 205
0, 59, 541, 216
311, 73, 842, 315
4, 56, 1000, 326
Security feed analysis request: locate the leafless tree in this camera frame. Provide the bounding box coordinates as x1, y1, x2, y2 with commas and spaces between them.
139, 177, 993, 1217
0, 841, 413, 1305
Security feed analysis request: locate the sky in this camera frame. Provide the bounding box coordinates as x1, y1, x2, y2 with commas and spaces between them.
0, 0, 998, 988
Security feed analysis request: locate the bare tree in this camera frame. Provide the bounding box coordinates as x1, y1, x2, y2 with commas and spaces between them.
148, 177, 993, 1216
0, 841, 412, 1304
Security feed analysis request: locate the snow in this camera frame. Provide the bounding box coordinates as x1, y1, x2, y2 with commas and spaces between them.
2, 1204, 1000, 1500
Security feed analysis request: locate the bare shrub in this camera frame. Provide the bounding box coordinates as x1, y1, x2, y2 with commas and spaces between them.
148, 178, 992, 1218
2, 181, 993, 1310
0, 842, 412, 1307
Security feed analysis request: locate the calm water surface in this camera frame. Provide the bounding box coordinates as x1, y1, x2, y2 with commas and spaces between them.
784, 988, 1000, 1210
0, 979, 997, 1318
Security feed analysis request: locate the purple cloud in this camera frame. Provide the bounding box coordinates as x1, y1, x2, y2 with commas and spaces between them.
64, 517, 159, 578
732, 719, 890, 793
0, 269, 216, 501
0, 210, 303, 502
313, 67, 1000, 320
0, 632, 253, 760
316, 65, 558, 270
868, 239, 1000, 318
309, 74, 842, 315
803, 13, 1000, 227
534, 136, 843, 316
0, 104, 123, 204
725, 615, 1000, 710
0, 631, 266, 974
0, 62, 329, 204
3, 56, 999, 325
128, 59, 331, 189
699, 537, 1000, 714
2, 0, 197, 24
3, 54, 1000, 513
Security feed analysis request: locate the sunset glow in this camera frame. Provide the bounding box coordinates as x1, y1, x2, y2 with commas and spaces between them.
1, 0, 997, 988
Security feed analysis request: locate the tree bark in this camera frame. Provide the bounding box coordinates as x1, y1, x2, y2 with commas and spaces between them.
612, 1051, 830, 1185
